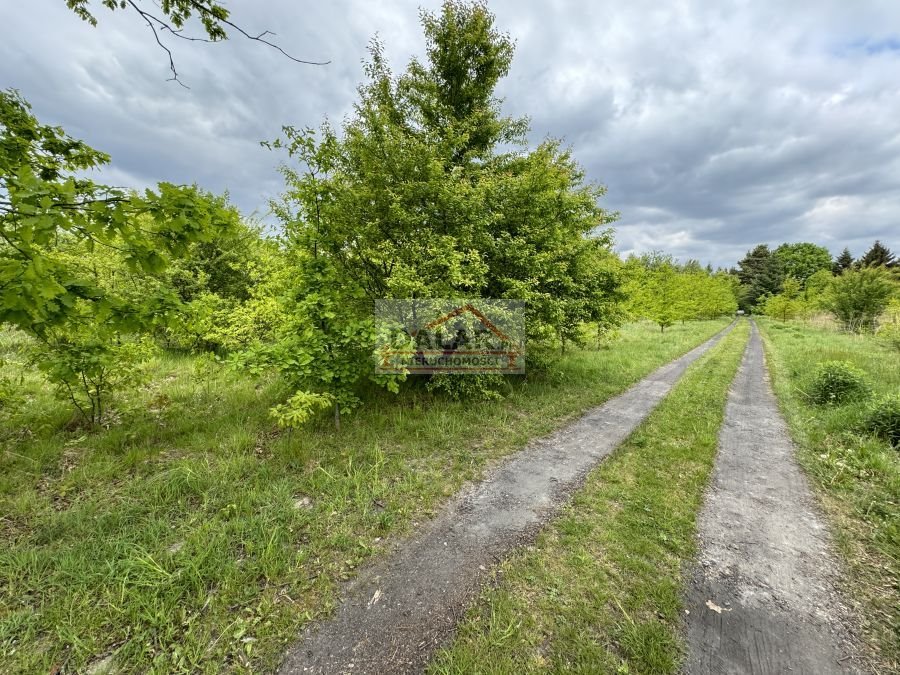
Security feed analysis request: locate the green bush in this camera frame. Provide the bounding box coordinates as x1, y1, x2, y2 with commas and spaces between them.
806, 361, 871, 405
425, 373, 507, 401
864, 394, 900, 447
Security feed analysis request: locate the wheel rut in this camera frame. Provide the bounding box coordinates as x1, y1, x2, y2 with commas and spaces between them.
278, 323, 735, 675
684, 321, 863, 674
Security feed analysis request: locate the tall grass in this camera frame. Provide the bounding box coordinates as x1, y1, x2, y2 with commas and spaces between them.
0, 320, 728, 673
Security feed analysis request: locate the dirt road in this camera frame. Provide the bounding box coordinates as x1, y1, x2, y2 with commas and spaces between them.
684, 322, 862, 674
278, 324, 735, 674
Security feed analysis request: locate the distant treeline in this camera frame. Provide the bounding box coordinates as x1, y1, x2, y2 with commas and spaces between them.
729, 241, 898, 337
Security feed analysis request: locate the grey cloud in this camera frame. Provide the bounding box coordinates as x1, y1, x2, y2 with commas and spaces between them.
2, 0, 898, 266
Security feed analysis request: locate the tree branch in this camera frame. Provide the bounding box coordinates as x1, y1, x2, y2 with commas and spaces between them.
125, 0, 189, 87
121, 0, 329, 85
184, 0, 330, 65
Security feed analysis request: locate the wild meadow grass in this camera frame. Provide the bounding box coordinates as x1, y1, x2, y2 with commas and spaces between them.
758, 318, 899, 673
0, 320, 728, 673
428, 320, 749, 674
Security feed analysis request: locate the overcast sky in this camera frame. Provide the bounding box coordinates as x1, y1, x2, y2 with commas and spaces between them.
3, 0, 898, 268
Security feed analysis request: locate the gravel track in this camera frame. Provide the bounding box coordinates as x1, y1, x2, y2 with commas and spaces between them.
279, 324, 736, 674
684, 321, 863, 674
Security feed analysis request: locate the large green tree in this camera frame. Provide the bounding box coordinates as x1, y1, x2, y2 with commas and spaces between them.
773, 242, 832, 286
261, 0, 622, 423
736, 244, 784, 311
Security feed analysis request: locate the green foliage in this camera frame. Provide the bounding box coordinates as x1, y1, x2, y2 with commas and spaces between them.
877, 322, 900, 352
760, 276, 805, 321
806, 361, 871, 406
832, 247, 854, 275
0, 359, 24, 418
66, 0, 230, 41
30, 332, 157, 426
859, 240, 896, 269
876, 298, 900, 351
863, 394, 900, 447
1, 88, 239, 335
425, 372, 506, 401
761, 293, 800, 321
824, 267, 897, 332
803, 268, 833, 306
261, 1, 623, 423
269, 390, 335, 430
773, 242, 832, 286
407, 0, 520, 160
165, 220, 271, 303
736, 244, 784, 311
632, 260, 678, 331
1, 89, 240, 422
623, 254, 737, 331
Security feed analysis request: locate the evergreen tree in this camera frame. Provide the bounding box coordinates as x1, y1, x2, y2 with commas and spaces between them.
736, 244, 784, 311
859, 240, 896, 268
832, 247, 854, 275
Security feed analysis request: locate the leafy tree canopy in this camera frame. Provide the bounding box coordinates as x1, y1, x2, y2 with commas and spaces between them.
623, 254, 737, 330
0, 88, 239, 336
260, 0, 623, 421
773, 242, 832, 286
825, 266, 897, 332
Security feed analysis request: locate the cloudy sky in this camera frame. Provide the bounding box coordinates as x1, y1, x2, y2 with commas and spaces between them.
3, 0, 898, 268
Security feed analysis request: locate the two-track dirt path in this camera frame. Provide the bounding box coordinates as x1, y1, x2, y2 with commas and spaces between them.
278, 324, 735, 674
685, 322, 862, 674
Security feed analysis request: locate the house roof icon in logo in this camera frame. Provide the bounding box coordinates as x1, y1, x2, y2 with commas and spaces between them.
411, 303, 514, 344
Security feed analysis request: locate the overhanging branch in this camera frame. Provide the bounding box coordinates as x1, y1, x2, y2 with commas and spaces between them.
120, 0, 330, 85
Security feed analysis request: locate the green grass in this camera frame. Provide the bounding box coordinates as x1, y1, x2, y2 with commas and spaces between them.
757, 318, 899, 673
428, 320, 750, 674
0, 319, 729, 674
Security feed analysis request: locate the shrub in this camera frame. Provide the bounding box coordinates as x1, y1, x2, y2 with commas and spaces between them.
31, 333, 158, 427
824, 267, 895, 333
806, 361, 871, 405
0, 360, 24, 418
425, 373, 507, 401
864, 395, 900, 447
